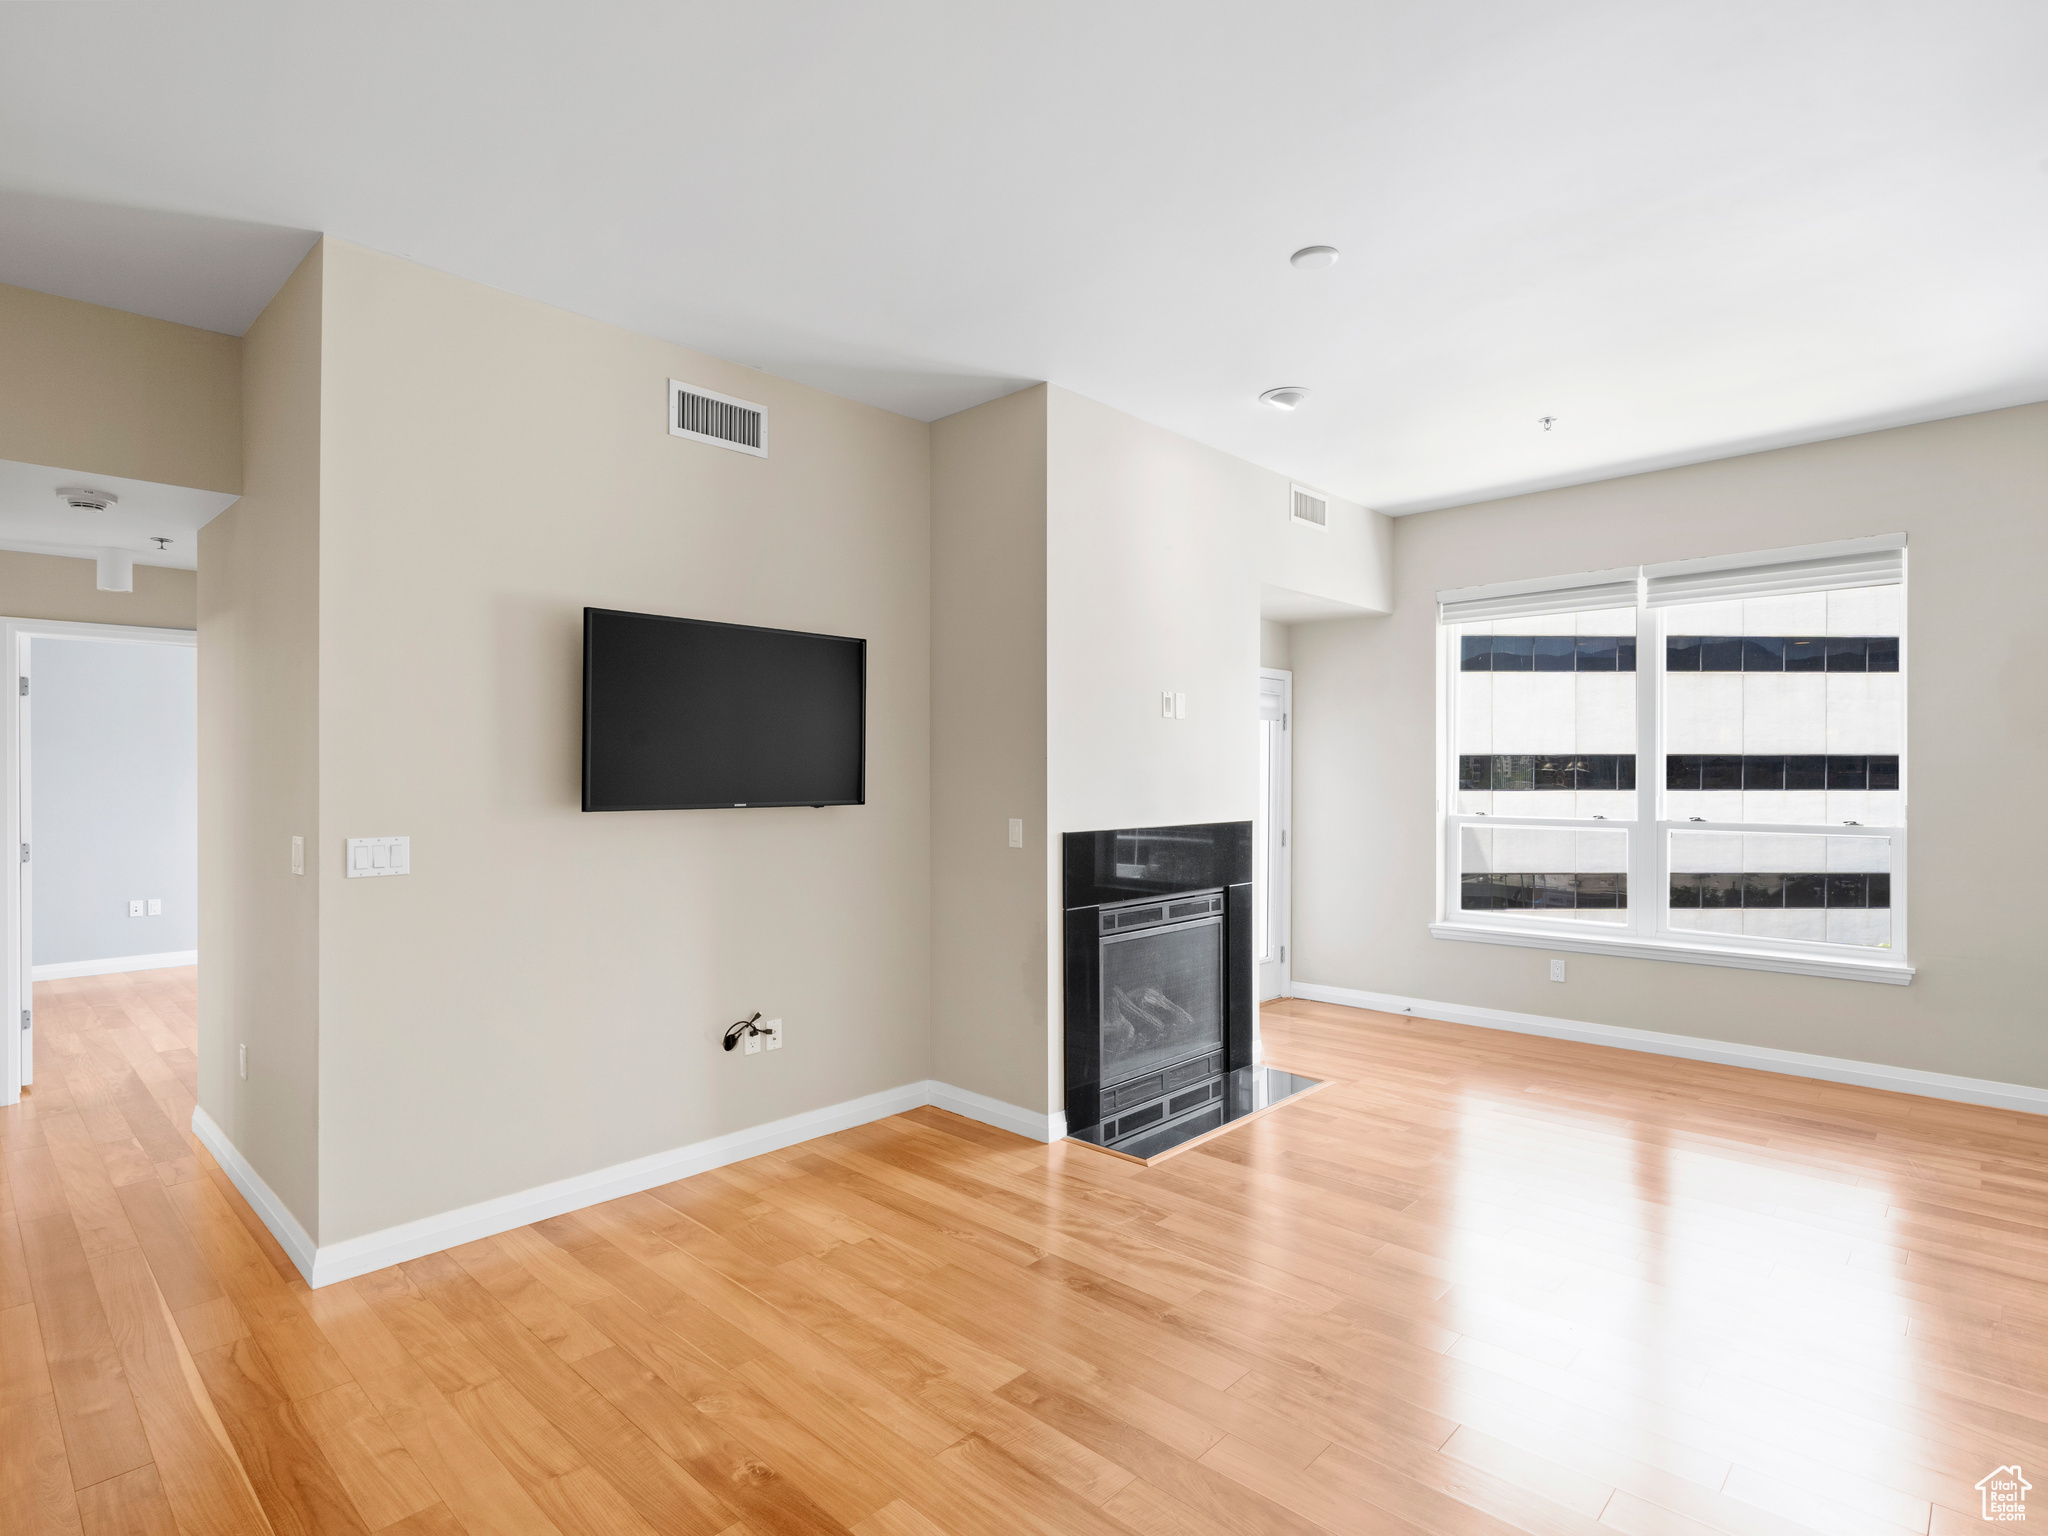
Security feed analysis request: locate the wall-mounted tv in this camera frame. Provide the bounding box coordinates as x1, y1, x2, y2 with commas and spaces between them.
582, 607, 866, 811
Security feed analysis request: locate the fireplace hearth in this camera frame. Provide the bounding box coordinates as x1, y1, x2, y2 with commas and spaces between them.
1063, 821, 1317, 1159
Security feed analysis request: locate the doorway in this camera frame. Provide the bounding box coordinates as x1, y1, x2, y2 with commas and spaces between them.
3, 617, 197, 1104
1255, 669, 1291, 1003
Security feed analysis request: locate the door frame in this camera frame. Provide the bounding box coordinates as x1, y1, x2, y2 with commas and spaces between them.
3, 616, 196, 1106
1257, 667, 1293, 1003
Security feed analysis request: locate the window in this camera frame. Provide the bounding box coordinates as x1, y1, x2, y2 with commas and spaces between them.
1433, 536, 1909, 983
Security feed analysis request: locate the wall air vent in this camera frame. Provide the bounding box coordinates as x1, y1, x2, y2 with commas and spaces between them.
1290, 485, 1327, 529
668, 380, 767, 457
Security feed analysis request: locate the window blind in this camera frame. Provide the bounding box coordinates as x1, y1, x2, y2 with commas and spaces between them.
1644, 534, 1903, 608
1437, 568, 1639, 624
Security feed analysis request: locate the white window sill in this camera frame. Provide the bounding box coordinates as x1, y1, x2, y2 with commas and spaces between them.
1427, 922, 1915, 985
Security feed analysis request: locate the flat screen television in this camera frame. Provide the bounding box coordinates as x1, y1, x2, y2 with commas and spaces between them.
582, 607, 866, 811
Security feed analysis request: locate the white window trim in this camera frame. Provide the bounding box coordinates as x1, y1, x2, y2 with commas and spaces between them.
1433, 566, 1912, 985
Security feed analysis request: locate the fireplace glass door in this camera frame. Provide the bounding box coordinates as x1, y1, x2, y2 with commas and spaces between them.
1099, 912, 1226, 1088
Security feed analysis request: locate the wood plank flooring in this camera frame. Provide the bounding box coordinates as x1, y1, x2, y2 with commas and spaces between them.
5, 972, 2047, 1535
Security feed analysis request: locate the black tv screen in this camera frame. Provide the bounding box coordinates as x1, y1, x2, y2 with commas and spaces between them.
582, 608, 866, 811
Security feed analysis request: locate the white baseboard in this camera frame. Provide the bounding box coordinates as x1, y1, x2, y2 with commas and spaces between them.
35, 950, 197, 980
1288, 981, 2048, 1118
928, 1079, 1067, 1143
189, 1106, 318, 1280
192, 1078, 1058, 1289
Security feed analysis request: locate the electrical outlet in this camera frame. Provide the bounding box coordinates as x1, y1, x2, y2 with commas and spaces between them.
744, 1030, 762, 1055
128, 899, 144, 917
238, 1043, 247, 1079
147, 899, 162, 916
761, 1019, 783, 1051
1549, 958, 1567, 982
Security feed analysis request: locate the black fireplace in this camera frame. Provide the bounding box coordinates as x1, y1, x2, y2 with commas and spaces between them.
1063, 822, 1255, 1152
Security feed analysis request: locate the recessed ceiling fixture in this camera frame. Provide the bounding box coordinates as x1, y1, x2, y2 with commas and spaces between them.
56, 486, 118, 511
1289, 245, 1339, 270
1260, 387, 1310, 410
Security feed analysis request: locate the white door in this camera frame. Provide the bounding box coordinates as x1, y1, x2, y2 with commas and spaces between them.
1255, 670, 1291, 1002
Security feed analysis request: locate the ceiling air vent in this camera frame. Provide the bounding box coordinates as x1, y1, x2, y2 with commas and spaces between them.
1290, 485, 1328, 529
669, 379, 766, 457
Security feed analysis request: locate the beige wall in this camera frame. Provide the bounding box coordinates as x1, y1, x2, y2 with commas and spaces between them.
1260, 619, 1292, 671
1292, 401, 2048, 1088
0, 549, 195, 629
0, 281, 241, 495
930, 387, 1050, 1111
312, 242, 934, 1243
1261, 488, 1393, 618
197, 243, 324, 1233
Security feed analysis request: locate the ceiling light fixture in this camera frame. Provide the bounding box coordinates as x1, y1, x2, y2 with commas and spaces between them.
1260, 387, 1310, 410
1289, 245, 1339, 270
96, 549, 133, 594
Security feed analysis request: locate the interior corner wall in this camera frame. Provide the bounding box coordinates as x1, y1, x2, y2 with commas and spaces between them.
0, 280, 242, 495
930, 386, 1049, 1112
197, 241, 323, 1236
1291, 400, 2048, 1089
1260, 620, 1293, 671
0, 548, 196, 629
312, 240, 934, 1245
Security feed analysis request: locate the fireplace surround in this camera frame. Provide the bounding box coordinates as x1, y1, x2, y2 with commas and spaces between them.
1063, 822, 1258, 1152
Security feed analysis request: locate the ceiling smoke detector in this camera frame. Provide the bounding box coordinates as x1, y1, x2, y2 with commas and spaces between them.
1289, 245, 1340, 270
57, 486, 119, 512
1260, 387, 1310, 410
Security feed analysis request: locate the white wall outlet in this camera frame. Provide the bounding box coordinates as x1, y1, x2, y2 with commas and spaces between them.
347, 836, 410, 878
128, 899, 144, 917
291, 835, 304, 875
1008, 817, 1023, 848
1174, 691, 1187, 719
761, 1019, 783, 1051
744, 1029, 763, 1055
238, 1043, 247, 1080
1549, 958, 1567, 982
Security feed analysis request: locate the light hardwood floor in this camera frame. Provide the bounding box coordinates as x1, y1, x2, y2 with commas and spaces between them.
5, 970, 2046, 1536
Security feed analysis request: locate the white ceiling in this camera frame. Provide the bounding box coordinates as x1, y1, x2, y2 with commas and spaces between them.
2, 1, 2045, 513
0, 459, 237, 572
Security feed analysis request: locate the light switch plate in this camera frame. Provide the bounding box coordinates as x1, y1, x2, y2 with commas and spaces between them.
1174, 691, 1187, 719
347, 836, 411, 878
147, 899, 161, 915
291, 835, 304, 875
1008, 818, 1023, 848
